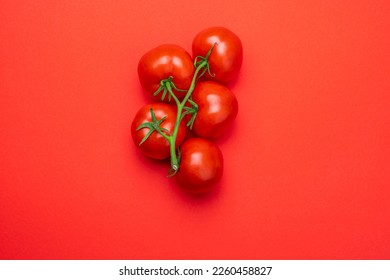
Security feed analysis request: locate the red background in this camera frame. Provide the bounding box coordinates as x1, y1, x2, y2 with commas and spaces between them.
1, 0, 390, 259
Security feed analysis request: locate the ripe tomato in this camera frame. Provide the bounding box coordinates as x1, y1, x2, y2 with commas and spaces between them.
192, 27, 243, 84
138, 44, 195, 101
176, 138, 223, 193
191, 81, 238, 139
131, 103, 186, 160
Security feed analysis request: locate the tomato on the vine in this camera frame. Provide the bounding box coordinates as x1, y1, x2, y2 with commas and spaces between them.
190, 81, 238, 139
192, 27, 243, 84
131, 103, 186, 160
133, 27, 243, 191
138, 44, 195, 101
176, 138, 223, 193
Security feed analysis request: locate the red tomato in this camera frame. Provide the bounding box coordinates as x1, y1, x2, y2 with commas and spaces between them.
191, 81, 238, 139
131, 103, 186, 159
138, 44, 195, 101
176, 138, 223, 193
192, 27, 243, 84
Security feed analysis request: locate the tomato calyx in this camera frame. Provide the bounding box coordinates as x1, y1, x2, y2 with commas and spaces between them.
136, 108, 170, 145
193, 42, 217, 80
182, 99, 198, 130
153, 76, 187, 103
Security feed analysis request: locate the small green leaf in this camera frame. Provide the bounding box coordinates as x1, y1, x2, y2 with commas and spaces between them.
150, 108, 157, 122
161, 89, 167, 101
187, 99, 198, 109
207, 64, 215, 77
194, 55, 205, 67
136, 122, 152, 131
186, 112, 197, 129
153, 86, 164, 97
139, 128, 154, 146
182, 99, 198, 130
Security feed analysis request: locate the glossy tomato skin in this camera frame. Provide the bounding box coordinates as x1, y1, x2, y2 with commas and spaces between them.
138, 44, 195, 100
176, 138, 223, 193
191, 81, 238, 139
192, 27, 243, 84
131, 103, 186, 160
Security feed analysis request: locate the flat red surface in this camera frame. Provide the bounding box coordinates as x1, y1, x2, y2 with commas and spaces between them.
1, 0, 390, 259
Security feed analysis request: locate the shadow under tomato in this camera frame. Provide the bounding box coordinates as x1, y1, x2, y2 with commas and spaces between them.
213, 119, 238, 147
131, 143, 171, 173
167, 172, 224, 204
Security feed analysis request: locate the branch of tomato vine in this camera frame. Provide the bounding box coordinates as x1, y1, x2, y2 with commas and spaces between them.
137, 43, 216, 177
165, 58, 209, 176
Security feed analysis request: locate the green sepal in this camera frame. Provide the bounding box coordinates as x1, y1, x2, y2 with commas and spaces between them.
151, 76, 186, 102
136, 108, 169, 145
183, 99, 198, 130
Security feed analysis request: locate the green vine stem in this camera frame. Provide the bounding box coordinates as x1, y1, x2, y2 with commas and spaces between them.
167, 59, 209, 175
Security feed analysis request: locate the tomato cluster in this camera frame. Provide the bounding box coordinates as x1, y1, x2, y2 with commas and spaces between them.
131, 27, 243, 193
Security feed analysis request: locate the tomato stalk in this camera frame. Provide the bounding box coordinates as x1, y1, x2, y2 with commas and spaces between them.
166, 59, 209, 175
